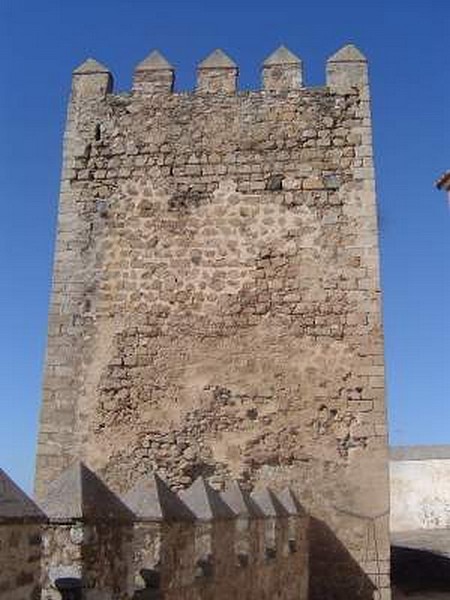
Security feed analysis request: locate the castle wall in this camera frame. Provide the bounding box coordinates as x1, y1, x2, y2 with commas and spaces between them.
0, 523, 42, 600
35, 46, 390, 598
0, 464, 307, 600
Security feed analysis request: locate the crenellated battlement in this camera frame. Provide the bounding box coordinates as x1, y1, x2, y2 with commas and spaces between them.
72, 44, 368, 98
0, 464, 309, 599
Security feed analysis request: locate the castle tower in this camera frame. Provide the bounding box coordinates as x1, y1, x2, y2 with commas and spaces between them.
36, 45, 390, 598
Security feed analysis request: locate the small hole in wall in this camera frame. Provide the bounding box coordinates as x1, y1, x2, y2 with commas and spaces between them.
95, 124, 101, 141
265, 174, 284, 191
246, 408, 258, 420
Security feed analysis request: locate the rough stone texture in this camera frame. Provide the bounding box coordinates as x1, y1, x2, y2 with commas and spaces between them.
197, 49, 238, 93
35, 45, 390, 598
133, 50, 175, 95
40, 463, 134, 599
0, 470, 45, 600
262, 46, 303, 92
129, 503, 309, 600
41, 521, 134, 600
0, 468, 45, 522
0, 524, 42, 600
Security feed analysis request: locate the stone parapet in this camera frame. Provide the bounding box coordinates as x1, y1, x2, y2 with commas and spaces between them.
0, 463, 308, 599
0, 468, 46, 600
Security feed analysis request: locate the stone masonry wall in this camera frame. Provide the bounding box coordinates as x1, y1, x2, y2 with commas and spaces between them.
36, 45, 390, 598
0, 524, 42, 600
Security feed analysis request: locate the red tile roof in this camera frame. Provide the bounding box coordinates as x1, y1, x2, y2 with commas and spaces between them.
436, 171, 450, 191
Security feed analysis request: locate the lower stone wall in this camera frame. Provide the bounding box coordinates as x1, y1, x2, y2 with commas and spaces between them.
132, 516, 309, 600
41, 523, 134, 600
0, 466, 309, 599
38, 516, 308, 599
0, 523, 42, 600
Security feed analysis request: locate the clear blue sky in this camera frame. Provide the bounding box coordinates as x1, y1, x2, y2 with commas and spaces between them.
0, 0, 449, 493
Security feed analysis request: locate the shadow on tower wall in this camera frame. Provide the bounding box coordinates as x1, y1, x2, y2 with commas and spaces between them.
309, 517, 376, 599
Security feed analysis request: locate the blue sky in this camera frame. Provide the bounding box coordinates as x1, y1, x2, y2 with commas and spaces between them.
0, 0, 449, 493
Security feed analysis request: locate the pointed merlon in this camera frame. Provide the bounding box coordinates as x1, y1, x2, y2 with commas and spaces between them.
72, 58, 113, 97
328, 44, 367, 63
263, 45, 301, 66
41, 461, 133, 523
276, 488, 306, 517
199, 49, 237, 70
0, 468, 46, 523
133, 50, 174, 93
251, 487, 290, 518
326, 44, 368, 90
135, 50, 174, 72
221, 480, 265, 518
197, 50, 238, 93
73, 58, 111, 74
262, 46, 302, 91
123, 473, 194, 522
179, 476, 235, 521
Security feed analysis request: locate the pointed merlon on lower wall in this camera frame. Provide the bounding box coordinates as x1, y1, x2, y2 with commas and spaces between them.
0, 468, 46, 523
40, 460, 133, 523
133, 50, 175, 94
220, 480, 265, 518
277, 487, 307, 516
122, 472, 195, 521
179, 476, 235, 521
262, 45, 303, 92
250, 487, 290, 518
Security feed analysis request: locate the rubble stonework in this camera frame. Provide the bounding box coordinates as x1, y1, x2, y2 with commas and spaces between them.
35, 44, 390, 598
0, 469, 46, 600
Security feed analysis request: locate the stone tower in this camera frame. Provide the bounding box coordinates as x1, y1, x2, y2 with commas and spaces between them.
36, 45, 390, 598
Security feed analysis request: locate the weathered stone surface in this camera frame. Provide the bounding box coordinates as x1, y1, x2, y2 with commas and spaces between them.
197, 49, 238, 93
180, 476, 234, 521
251, 487, 290, 517
41, 461, 133, 522
135, 50, 174, 72
0, 468, 45, 522
0, 471, 44, 600
277, 487, 306, 516
123, 473, 194, 521
35, 47, 390, 598
0, 523, 43, 600
328, 43, 367, 63
73, 57, 111, 74
199, 48, 237, 69
327, 44, 368, 90
263, 45, 303, 91
221, 480, 264, 517
133, 50, 175, 94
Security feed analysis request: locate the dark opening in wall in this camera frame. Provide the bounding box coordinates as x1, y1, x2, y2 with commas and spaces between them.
95, 124, 101, 141
265, 174, 284, 191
